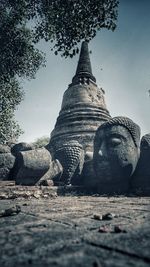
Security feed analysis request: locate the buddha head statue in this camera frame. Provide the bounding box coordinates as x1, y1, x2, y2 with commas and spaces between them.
93, 116, 141, 194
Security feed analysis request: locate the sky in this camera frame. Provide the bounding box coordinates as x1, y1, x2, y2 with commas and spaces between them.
15, 0, 150, 143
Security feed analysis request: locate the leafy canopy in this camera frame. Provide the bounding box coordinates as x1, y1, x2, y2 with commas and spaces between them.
1, 0, 119, 59
0, 0, 44, 144
0, 0, 45, 80
33, 0, 119, 57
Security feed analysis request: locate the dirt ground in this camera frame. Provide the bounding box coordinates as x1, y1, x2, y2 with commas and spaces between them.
0, 185, 150, 267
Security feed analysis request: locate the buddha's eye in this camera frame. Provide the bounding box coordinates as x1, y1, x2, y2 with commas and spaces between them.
109, 138, 122, 146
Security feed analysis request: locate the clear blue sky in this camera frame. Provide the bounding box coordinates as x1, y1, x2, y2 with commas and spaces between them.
15, 0, 150, 143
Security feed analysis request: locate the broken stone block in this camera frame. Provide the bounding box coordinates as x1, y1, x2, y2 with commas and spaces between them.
38, 159, 63, 186
15, 148, 51, 185
11, 142, 33, 157
0, 151, 15, 181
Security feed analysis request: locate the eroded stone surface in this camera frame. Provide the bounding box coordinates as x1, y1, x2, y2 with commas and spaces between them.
11, 142, 33, 157
15, 148, 51, 185
38, 159, 63, 186
0, 153, 15, 180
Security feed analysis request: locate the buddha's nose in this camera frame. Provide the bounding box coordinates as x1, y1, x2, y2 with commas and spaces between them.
98, 142, 107, 158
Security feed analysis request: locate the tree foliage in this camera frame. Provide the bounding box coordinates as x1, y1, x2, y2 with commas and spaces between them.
0, 78, 24, 145
33, 0, 119, 57
1, 0, 119, 59
0, 0, 45, 80
0, 0, 45, 144
0, 0, 119, 144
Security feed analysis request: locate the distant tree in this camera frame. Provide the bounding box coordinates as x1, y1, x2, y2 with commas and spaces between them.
0, 78, 24, 145
32, 136, 50, 149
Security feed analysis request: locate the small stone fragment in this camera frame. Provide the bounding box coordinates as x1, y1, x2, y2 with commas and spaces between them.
22, 203, 28, 206
93, 259, 102, 267
93, 214, 102, 220
98, 225, 110, 233
102, 213, 116, 220
0, 205, 21, 217
38, 179, 54, 186
33, 192, 41, 199
43, 194, 49, 198
114, 225, 127, 233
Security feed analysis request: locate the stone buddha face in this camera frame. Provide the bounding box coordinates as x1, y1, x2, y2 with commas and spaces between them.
93, 121, 140, 194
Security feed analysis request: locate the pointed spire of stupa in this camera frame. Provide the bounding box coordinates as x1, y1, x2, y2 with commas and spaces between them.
72, 41, 96, 84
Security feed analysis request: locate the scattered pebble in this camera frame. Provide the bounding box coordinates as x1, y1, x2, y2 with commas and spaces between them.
93, 212, 117, 221
33, 192, 41, 199
0, 205, 21, 217
98, 224, 127, 234
93, 259, 102, 267
22, 203, 28, 206
98, 225, 110, 233
39, 179, 54, 186
93, 214, 103, 220
43, 194, 49, 198
102, 213, 116, 220
114, 225, 127, 233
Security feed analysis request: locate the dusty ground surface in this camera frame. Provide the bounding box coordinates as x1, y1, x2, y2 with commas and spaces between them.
0, 184, 150, 267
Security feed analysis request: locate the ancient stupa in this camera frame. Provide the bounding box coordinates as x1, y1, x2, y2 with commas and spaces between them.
49, 41, 111, 152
